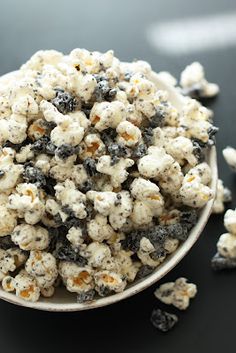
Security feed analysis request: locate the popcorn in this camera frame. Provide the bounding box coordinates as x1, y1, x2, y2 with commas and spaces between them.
12, 271, 41, 302
0, 114, 28, 144
0, 48, 216, 302
50, 115, 84, 146
224, 209, 236, 235
59, 262, 94, 294
87, 190, 132, 229
11, 224, 49, 251
154, 277, 197, 310
165, 136, 197, 166
180, 62, 219, 99
86, 242, 112, 268
223, 146, 236, 171
66, 227, 84, 248
0, 205, 17, 237
116, 121, 142, 147
79, 133, 105, 159
90, 101, 126, 131
94, 270, 126, 295
0, 249, 16, 280
179, 163, 213, 208
8, 183, 45, 225
212, 179, 231, 214
0, 148, 23, 191
138, 146, 174, 179
55, 180, 87, 219
15, 145, 34, 163
25, 251, 58, 288
130, 178, 164, 225
96, 155, 134, 187
217, 233, 236, 259
87, 214, 115, 242
180, 99, 213, 143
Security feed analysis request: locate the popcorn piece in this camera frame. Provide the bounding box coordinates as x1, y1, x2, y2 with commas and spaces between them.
50, 116, 84, 147
165, 136, 197, 166
224, 209, 236, 235
13, 271, 41, 302
0, 148, 23, 191
0, 249, 16, 280
79, 133, 105, 159
0, 204, 17, 237
179, 163, 213, 208
164, 237, 179, 254
8, 183, 45, 225
96, 155, 134, 187
66, 227, 84, 248
59, 262, 94, 294
87, 190, 132, 229
217, 233, 236, 259
21, 50, 63, 71
180, 62, 219, 99
55, 180, 87, 219
130, 178, 164, 225
154, 277, 197, 310
25, 251, 58, 288
212, 179, 231, 214
0, 114, 28, 145
86, 242, 112, 268
114, 250, 139, 282
180, 99, 213, 143
2, 276, 15, 292
223, 146, 236, 171
11, 224, 49, 251
15, 145, 34, 163
138, 146, 174, 179
87, 214, 115, 242
157, 71, 177, 86
116, 121, 142, 147
94, 270, 126, 295
90, 101, 125, 131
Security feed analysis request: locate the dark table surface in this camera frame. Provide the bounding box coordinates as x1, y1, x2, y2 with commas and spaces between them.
1, 1, 236, 352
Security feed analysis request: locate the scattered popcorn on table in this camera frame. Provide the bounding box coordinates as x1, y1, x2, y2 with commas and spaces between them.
212, 208, 236, 271
223, 146, 236, 171
212, 179, 232, 214
180, 62, 219, 99
0, 48, 216, 302
154, 277, 197, 310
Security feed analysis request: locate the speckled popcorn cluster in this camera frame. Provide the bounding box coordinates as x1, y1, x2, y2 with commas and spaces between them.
0, 49, 216, 303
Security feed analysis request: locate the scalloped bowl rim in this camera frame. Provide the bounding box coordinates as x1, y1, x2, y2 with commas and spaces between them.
0, 69, 218, 311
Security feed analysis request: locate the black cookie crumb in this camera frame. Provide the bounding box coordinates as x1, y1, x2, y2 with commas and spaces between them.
150, 308, 178, 332
51, 90, 79, 114
211, 253, 236, 271
77, 289, 96, 303
83, 158, 98, 177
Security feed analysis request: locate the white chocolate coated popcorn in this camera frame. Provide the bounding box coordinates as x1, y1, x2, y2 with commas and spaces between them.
11, 224, 49, 251
217, 233, 236, 259
180, 62, 219, 98
154, 277, 197, 310
25, 251, 58, 288
224, 209, 236, 235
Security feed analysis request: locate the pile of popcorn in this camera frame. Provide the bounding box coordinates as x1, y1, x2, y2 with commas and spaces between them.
0, 49, 217, 303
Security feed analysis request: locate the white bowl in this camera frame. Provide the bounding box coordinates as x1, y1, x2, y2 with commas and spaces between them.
0, 70, 218, 311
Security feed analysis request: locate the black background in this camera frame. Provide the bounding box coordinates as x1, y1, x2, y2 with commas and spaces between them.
1, 1, 236, 352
